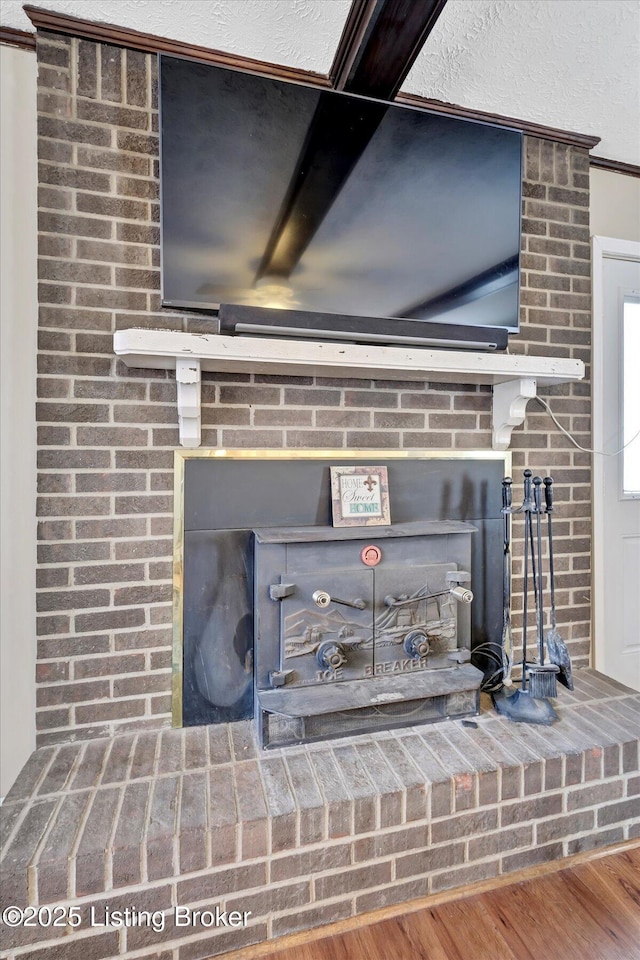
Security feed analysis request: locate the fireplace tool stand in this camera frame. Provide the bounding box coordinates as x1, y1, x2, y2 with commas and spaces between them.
493, 470, 558, 725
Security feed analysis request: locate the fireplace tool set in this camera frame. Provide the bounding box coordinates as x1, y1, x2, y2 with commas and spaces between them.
493, 470, 574, 725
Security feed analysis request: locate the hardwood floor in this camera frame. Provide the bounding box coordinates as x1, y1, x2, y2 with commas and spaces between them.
263, 847, 640, 960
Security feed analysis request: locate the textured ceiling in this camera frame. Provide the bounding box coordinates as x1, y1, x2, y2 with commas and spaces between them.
2, 0, 638, 163
0, 0, 352, 72
404, 0, 640, 165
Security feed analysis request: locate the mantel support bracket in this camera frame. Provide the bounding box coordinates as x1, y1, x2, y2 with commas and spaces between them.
176, 358, 201, 448
172, 367, 538, 451
492, 378, 537, 450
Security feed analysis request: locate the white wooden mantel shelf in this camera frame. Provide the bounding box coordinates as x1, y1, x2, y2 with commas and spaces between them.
113, 329, 585, 450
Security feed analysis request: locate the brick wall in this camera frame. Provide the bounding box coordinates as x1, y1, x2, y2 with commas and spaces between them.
34, 32, 591, 745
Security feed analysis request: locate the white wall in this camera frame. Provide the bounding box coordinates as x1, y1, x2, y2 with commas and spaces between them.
0, 44, 38, 796
590, 168, 640, 243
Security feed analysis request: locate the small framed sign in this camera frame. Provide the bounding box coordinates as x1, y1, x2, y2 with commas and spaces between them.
330, 465, 391, 527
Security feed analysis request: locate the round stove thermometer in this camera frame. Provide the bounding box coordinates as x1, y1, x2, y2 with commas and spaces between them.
361, 544, 382, 567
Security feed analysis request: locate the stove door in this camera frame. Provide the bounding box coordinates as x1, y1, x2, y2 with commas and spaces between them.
373, 562, 458, 674
279, 570, 373, 686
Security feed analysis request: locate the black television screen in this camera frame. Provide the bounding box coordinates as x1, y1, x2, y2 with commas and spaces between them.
159, 55, 522, 339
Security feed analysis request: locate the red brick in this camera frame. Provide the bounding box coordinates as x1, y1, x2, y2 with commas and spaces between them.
36, 791, 90, 902
36, 587, 110, 612
75, 607, 146, 632
125, 49, 149, 108
179, 772, 209, 872
111, 780, 150, 886
347, 431, 401, 448
36, 614, 70, 635
177, 863, 268, 904
76, 472, 147, 492
315, 861, 392, 900
114, 626, 171, 649
146, 776, 179, 880
16, 932, 120, 960
74, 563, 145, 585
38, 162, 111, 193
597, 798, 639, 826
345, 389, 397, 408
100, 44, 122, 101
113, 673, 170, 696
74, 653, 146, 678
75, 699, 146, 724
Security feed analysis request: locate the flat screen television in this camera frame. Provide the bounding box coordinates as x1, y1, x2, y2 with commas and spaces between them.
159, 55, 523, 350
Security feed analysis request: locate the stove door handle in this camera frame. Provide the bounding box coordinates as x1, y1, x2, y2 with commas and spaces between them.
312, 590, 366, 610
385, 587, 473, 607
384, 592, 432, 607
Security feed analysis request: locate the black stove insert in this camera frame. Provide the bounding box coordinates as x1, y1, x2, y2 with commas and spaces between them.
253, 521, 483, 747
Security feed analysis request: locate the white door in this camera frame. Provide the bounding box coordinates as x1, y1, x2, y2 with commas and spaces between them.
593, 238, 640, 690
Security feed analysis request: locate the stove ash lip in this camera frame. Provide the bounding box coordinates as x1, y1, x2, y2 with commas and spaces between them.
256, 665, 484, 748
370, 691, 405, 703
257, 666, 483, 714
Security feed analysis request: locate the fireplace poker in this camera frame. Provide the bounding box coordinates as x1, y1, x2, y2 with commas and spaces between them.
544, 476, 574, 689
527, 477, 559, 699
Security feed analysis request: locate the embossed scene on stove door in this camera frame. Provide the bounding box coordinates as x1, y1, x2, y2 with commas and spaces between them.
373, 562, 463, 673
280, 571, 373, 685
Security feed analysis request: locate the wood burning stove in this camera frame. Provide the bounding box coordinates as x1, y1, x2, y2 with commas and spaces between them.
253, 520, 483, 747
178, 452, 509, 730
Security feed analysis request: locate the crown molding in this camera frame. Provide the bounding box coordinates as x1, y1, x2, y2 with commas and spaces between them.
0, 26, 37, 51
589, 156, 640, 178
396, 92, 601, 150
23, 5, 330, 87
24, 4, 603, 151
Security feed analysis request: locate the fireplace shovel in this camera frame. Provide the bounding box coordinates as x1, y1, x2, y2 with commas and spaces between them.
492, 471, 557, 725
544, 476, 574, 689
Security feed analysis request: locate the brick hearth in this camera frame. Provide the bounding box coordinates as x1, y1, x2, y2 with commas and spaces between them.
1, 669, 639, 960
